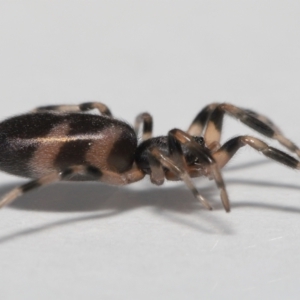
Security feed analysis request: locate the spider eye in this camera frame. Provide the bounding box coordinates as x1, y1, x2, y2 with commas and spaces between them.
193, 136, 204, 146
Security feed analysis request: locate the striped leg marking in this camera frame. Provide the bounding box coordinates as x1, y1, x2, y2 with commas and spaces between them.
213, 135, 300, 170
32, 102, 113, 117
242, 108, 283, 135
134, 112, 153, 141
202, 103, 300, 157
187, 103, 218, 136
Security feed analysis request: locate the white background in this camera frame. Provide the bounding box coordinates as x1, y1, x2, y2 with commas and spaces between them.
0, 1, 300, 299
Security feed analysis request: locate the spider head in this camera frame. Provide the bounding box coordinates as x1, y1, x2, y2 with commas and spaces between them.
183, 136, 212, 167
135, 135, 212, 177
192, 136, 205, 146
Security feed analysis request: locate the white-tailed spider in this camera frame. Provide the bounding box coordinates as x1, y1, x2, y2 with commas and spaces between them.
0, 102, 299, 212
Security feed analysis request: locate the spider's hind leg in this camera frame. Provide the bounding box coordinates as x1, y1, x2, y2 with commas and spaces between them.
0, 166, 104, 209
134, 112, 153, 142
0, 165, 145, 209
32, 102, 113, 117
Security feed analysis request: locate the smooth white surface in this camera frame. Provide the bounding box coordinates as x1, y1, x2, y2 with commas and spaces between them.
0, 1, 300, 299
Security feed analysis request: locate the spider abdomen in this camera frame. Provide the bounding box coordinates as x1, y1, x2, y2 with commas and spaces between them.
0, 112, 137, 178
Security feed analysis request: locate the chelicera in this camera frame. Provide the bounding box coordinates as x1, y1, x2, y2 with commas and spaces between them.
0, 102, 299, 212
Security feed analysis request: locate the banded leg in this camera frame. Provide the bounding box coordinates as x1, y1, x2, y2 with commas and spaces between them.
202, 103, 300, 157
168, 129, 230, 212
0, 165, 145, 209
188, 103, 218, 136
147, 154, 165, 185
243, 108, 283, 135
213, 135, 300, 170
150, 148, 213, 211
32, 102, 113, 117
134, 112, 153, 141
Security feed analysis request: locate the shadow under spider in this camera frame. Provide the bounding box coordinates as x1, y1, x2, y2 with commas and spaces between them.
0, 158, 299, 243
1, 158, 297, 214
0, 182, 233, 243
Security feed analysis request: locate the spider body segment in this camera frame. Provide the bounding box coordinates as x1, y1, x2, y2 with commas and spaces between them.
0, 112, 137, 178
0, 102, 299, 212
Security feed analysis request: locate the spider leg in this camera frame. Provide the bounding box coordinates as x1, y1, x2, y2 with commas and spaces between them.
150, 148, 213, 211
187, 103, 218, 136
32, 102, 113, 117
242, 108, 283, 134
213, 135, 300, 170
168, 129, 230, 212
147, 154, 165, 185
0, 165, 145, 209
193, 103, 300, 157
134, 112, 153, 142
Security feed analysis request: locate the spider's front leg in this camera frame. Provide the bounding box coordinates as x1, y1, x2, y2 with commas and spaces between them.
148, 129, 230, 211
188, 103, 300, 157
149, 148, 213, 211
167, 129, 230, 212
213, 135, 300, 170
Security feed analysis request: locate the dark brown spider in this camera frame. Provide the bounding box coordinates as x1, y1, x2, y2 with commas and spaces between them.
0, 102, 299, 212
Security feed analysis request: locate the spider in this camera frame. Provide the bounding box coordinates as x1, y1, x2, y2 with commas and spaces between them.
0, 102, 299, 212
